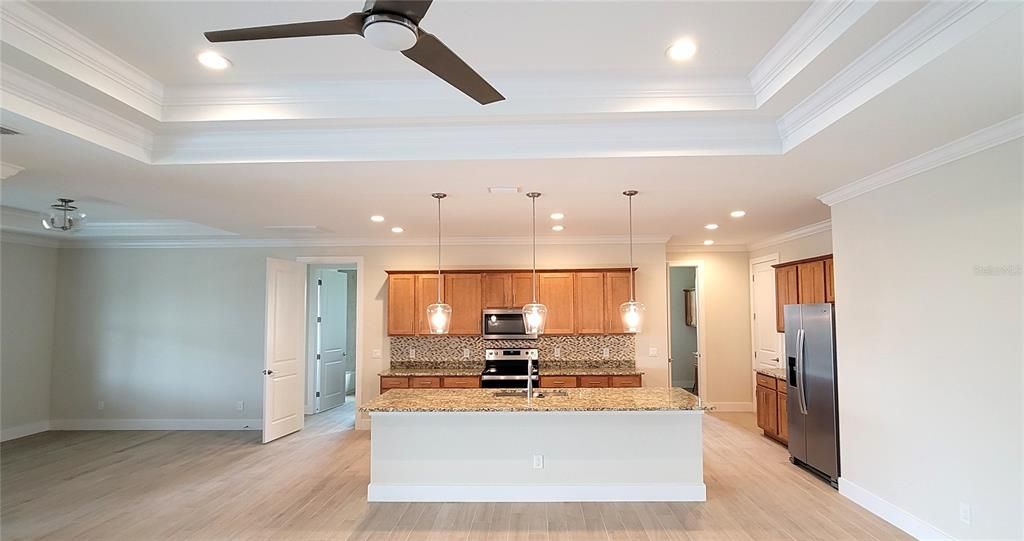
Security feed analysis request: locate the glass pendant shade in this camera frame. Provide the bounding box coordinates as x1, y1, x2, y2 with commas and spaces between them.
426, 302, 452, 334
522, 303, 547, 334
620, 301, 645, 333
41, 199, 87, 232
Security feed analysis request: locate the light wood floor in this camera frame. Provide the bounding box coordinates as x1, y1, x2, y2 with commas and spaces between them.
1, 404, 910, 541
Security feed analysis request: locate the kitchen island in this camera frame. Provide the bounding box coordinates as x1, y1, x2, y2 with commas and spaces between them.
359, 387, 705, 502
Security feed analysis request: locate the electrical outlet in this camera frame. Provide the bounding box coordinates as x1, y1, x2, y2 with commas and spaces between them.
97, 401, 105, 411
554, 347, 561, 359
236, 401, 244, 411
648, 347, 658, 357
959, 502, 971, 525
602, 347, 610, 359
463, 348, 470, 359
532, 455, 544, 469
409, 348, 416, 359
371, 349, 382, 359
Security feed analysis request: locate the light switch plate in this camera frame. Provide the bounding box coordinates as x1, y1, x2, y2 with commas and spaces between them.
959, 502, 971, 525
409, 348, 416, 359
648, 347, 658, 357
97, 401, 105, 411
602, 347, 610, 359
371, 349, 382, 359
236, 401, 244, 411
554, 347, 561, 359
532, 455, 544, 469
463, 348, 470, 358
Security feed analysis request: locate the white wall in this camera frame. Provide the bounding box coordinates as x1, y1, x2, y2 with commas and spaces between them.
665, 250, 752, 409
1, 239, 58, 440
50, 242, 668, 428
831, 141, 1022, 540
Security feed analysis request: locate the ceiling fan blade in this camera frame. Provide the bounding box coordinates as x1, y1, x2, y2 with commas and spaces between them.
362, 0, 433, 25
205, 13, 364, 42
401, 31, 504, 105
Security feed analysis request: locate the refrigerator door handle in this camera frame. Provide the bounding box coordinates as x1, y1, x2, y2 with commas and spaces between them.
796, 327, 809, 415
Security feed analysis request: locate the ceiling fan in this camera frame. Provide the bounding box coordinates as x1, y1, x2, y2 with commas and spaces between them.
205, 0, 504, 105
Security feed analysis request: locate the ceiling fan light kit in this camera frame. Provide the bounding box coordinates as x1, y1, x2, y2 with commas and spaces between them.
362, 14, 418, 51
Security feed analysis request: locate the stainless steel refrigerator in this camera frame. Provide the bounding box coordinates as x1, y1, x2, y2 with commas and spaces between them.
784, 303, 840, 487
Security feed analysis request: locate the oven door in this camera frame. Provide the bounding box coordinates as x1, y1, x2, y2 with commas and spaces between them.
482, 310, 538, 340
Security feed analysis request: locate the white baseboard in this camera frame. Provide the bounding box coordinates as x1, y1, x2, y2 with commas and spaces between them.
368, 483, 707, 503
1, 420, 51, 442
706, 401, 754, 412
50, 418, 261, 431
839, 478, 953, 540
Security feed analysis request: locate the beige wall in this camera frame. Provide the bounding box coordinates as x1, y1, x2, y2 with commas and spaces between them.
1, 239, 58, 439
666, 251, 752, 408
831, 141, 1021, 539
750, 229, 833, 263
50, 242, 668, 427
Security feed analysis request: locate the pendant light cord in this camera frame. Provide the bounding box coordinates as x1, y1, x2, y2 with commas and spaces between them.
531, 194, 538, 302
436, 195, 442, 303
628, 193, 635, 302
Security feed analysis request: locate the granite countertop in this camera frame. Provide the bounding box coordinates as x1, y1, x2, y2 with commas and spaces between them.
755, 366, 787, 380
360, 387, 703, 413
379, 367, 644, 377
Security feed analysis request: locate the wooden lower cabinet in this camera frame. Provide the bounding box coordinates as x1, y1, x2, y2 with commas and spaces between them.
610, 375, 642, 388
540, 376, 577, 388
441, 376, 480, 388
383, 374, 642, 392
578, 376, 610, 388
755, 374, 787, 444
777, 390, 789, 442
409, 376, 441, 389
380, 376, 410, 391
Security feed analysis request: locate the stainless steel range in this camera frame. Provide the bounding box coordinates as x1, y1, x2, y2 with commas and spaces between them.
480, 348, 539, 388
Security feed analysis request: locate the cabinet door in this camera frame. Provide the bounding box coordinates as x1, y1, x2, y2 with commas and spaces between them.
797, 261, 826, 304
537, 273, 575, 334
775, 266, 799, 333
824, 258, 835, 303
511, 273, 535, 308
755, 385, 778, 434
574, 272, 606, 334
777, 392, 789, 442
604, 271, 633, 333
445, 273, 482, 335
415, 274, 444, 335
387, 275, 417, 335
481, 273, 512, 308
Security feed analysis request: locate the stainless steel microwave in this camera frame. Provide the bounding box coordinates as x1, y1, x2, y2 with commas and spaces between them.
482, 309, 538, 340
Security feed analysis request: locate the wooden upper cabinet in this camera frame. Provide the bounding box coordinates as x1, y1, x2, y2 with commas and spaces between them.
797, 261, 826, 304
604, 271, 633, 333
415, 274, 444, 335
511, 273, 535, 308
775, 265, 799, 333
481, 273, 512, 308
824, 258, 835, 303
444, 273, 482, 335
537, 272, 575, 334
574, 272, 606, 334
387, 274, 417, 335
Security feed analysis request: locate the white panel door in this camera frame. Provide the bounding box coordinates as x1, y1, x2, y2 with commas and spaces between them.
752, 259, 781, 369
263, 258, 307, 443
318, 270, 348, 411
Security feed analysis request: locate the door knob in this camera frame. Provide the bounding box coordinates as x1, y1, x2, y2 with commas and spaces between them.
263, 369, 274, 375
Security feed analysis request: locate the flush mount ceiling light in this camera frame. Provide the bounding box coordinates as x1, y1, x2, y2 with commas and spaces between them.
730, 210, 746, 218
550, 212, 565, 220
620, 190, 645, 334
425, 193, 452, 335
362, 14, 418, 51
704, 223, 719, 230
197, 50, 231, 70
666, 37, 698, 62
704, 240, 715, 246
551, 225, 564, 232
41, 197, 87, 232
522, 192, 548, 335
370, 215, 385, 222
391, 226, 404, 233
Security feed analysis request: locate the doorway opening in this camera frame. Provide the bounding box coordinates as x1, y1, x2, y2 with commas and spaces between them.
306, 265, 358, 423
667, 262, 700, 397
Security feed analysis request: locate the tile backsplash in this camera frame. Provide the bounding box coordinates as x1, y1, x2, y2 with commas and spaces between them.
389, 335, 636, 370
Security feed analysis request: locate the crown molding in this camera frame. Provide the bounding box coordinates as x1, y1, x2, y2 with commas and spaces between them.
750, 0, 876, 107
818, 115, 1023, 206
60, 234, 671, 249
747, 220, 832, 251
665, 244, 750, 253
0, 0, 163, 119
80, 221, 237, 238
0, 64, 153, 161
778, 0, 1016, 151
0, 230, 61, 248
0, 161, 25, 180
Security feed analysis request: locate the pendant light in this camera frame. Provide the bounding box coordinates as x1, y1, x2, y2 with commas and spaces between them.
425, 192, 452, 334
620, 190, 645, 333
522, 192, 547, 334
41, 198, 87, 232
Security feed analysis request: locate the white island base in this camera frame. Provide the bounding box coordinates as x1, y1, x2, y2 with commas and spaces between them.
367, 409, 705, 502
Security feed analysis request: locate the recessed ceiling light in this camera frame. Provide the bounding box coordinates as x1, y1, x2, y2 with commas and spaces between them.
703, 240, 714, 246
488, 186, 521, 194
730, 210, 746, 218
370, 215, 385, 222
550, 212, 565, 220
197, 51, 231, 70
552, 225, 565, 232
391, 226, 404, 233
704, 223, 719, 230
666, 38, 698, 62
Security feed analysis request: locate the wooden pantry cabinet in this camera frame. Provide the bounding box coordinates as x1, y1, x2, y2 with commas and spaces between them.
773, 255, 834, 333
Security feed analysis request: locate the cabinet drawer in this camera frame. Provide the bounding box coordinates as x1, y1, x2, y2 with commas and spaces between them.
442, 376, 480, 388
410, 376, 441, 389
610, 375, 642, 388
540, 376, 578, 388
578, 376, 610, 388
756, 373, 777, 390
380, 377, 409, 391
